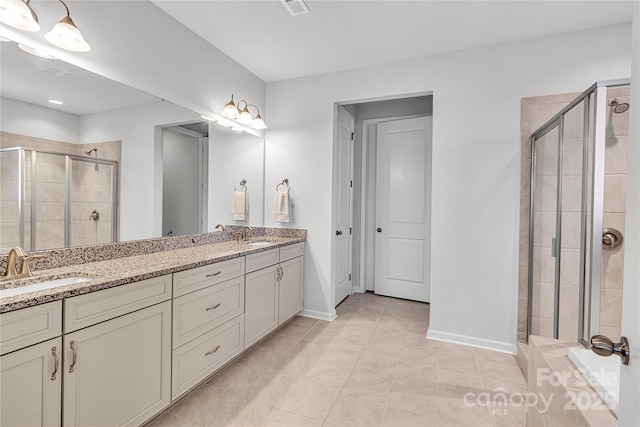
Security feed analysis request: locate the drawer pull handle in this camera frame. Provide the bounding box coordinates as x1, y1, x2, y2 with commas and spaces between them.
205, 345, 221, 356
206, 271, 223, 278
206, 303, 221, 311
51, 346, 59, 381
69, 341, 77, 373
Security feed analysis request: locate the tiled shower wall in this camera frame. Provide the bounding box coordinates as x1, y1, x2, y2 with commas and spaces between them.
518, 88, 629, 342
0, 132, 120, 252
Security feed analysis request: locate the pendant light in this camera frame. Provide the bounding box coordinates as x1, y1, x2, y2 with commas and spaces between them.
45, 0, 90, 52
0, 0, 40, 31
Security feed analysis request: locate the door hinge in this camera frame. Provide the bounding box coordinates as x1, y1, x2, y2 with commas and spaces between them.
349, 227, 352, 235
350, 180, 352, 188
348, 274, 351, 281
351, 132, 354, 141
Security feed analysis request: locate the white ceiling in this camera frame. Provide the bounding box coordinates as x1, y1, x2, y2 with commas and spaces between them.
152, 0, 634, 82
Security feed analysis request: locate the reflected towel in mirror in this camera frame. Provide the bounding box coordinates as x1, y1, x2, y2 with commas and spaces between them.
232, 190, 247, 220
273, 190, 291, 222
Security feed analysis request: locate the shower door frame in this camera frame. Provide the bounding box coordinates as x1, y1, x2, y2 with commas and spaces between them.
527, 79, 630, 346
0, 147, 119, 250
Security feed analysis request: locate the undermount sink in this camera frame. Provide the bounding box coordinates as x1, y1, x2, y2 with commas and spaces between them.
247, 241, 273, 247
0, 276, 91, 298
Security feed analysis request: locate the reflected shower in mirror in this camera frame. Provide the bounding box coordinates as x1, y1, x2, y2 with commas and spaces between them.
0, 39, 265, 253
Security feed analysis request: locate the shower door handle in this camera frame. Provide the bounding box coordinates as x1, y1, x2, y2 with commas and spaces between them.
590, 335, 630, 365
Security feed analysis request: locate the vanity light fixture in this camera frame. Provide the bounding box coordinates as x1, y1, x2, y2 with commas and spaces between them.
0, 0, 90, 52
221, 94, 267, 129
0, 0, 39, 31
45, 0, 90, 52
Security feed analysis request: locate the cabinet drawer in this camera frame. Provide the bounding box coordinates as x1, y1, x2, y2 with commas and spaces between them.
64, 274, 172, 333
246, 248, 279, 273
279, 242, 304, 262
172, 315, 244, 400
173, 257, 245, 297
173, 277, 244, 349
0, 301, 62, 355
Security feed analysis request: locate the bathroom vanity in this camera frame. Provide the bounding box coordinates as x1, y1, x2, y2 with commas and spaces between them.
0, 231, 305, 427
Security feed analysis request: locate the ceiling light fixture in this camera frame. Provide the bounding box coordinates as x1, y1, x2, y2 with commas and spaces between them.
0, 0, 90, 52
221, 94, 267, 130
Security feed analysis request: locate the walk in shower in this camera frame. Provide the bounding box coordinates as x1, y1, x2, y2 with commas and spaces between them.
0, 147, 118, 253
523, 79, 630, 347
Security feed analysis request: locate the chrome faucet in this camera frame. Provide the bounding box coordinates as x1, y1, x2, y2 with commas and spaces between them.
1, 246, 45, 281
215, 224, 226, 232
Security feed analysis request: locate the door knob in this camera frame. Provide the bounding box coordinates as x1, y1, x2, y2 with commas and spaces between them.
376, 228, 382, 232
336, 230, 342, 236
590, 335, 630, 365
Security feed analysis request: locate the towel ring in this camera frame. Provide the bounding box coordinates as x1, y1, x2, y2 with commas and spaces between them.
276, 178, 290, 192
235, 179, 247, 192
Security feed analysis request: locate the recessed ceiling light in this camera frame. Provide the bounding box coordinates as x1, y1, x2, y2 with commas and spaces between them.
18, 43, 57, 59
48, 99, 64, 105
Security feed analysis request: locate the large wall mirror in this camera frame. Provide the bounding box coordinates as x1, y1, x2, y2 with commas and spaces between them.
0, 40, 264, 254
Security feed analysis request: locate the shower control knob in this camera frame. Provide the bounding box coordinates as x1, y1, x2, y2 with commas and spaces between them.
377, 228, 382, 232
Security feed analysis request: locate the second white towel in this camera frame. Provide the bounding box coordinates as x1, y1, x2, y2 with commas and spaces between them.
231, 190, 247, 220
273, 190, 291, 223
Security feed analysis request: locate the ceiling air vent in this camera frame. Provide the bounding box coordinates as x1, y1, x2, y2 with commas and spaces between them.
281, 0, 309, 16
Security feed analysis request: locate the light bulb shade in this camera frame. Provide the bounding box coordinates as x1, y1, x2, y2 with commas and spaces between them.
221, 97, 239, 119
237, 107, 253, 126
251, 113, 267, 130
18, 43, 57, 59
0, 0, 40, 31
45, 16, 90, 52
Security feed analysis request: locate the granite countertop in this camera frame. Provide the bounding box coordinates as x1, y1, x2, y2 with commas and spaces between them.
0, 236, 304, 313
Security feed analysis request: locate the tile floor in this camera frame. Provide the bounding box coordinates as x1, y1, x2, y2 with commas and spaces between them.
149, 292, 527, 427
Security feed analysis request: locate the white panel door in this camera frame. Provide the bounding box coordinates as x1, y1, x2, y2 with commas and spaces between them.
334, 107, 354, 305
0, 337, 62, 427
375, 116, 432, 302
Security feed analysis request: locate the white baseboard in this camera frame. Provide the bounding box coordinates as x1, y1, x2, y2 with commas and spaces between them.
426, 329, 517, 355
298, 308, 337, 322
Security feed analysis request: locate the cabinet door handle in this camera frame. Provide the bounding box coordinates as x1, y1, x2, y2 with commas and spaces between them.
206, 271, 222, 278
69, 341, 77, 373
280, 266, 284, 280
205, 345, 221, 356
205, 303, 221, 311
51, 346, 59, 381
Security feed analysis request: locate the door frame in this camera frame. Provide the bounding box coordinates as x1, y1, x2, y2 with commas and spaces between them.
358, 114, 426, 293
331, 105, 355, 308
155, 122, 209, 237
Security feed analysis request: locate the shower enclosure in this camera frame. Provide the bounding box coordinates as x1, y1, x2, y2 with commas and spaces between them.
526, 79, 629, 347
0, 147, 118, 253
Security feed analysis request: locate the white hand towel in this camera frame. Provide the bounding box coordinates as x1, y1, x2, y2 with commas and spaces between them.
231, 190, 247, 220
273, 190, 291, 223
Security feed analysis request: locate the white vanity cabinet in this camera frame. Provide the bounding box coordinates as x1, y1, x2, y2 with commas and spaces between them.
62, 275, 172, 427
0, 301, 63, 427
171, 258, 246, 400
245, 243, 304, 347
1, 338, 62, 427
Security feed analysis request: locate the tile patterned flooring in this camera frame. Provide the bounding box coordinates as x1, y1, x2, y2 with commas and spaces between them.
149, 293, 527, 427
